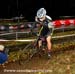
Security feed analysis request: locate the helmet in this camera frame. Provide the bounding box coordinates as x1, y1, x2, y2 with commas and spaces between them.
37, 8, 46, 18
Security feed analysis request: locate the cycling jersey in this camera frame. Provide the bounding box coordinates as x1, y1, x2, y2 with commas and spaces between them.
35, 15, 54, 37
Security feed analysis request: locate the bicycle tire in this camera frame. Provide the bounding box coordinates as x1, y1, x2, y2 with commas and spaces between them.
19, 51, 30, 65
19, 42, 38, 65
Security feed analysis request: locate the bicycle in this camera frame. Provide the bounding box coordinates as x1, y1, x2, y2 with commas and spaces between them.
18, 23, 54, 65
18, 35, 48, 65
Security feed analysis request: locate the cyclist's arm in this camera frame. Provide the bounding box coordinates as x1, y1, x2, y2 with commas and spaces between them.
46, 15, 54, 35
46, 15, 52, 22
48, 22, 54, 36
35, 16, 43, 25
30, 17, 40, 35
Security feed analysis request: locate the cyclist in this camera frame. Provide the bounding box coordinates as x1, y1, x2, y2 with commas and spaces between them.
35, 8, 54, 58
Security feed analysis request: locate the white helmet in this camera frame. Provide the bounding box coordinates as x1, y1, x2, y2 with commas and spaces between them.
37, 8, 46, 18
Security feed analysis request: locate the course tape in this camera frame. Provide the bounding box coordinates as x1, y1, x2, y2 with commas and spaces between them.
0, 34, 75, 42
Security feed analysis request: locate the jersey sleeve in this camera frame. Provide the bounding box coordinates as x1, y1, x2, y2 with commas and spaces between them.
48, 22, 54, 35
46, 15, 52, 21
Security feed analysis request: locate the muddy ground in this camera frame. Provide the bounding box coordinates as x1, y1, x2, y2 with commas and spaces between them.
0, 48, 75, 74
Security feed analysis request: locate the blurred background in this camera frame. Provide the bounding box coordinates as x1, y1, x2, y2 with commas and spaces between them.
0, 0, 75, 21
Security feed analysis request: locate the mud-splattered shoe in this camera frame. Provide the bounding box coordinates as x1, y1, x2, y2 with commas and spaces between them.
47, 52, 51, 59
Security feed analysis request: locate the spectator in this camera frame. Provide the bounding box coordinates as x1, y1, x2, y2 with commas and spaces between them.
0, 45, 8, 67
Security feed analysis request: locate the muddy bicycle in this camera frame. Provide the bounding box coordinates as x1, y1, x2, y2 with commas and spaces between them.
18, 22, 54, 65
18, 36, 49, 65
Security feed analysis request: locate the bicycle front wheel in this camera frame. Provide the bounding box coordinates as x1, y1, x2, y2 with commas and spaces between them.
19, 42, 38, 65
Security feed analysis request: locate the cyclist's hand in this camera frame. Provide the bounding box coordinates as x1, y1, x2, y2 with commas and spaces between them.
48, 22, 54, 28
37, 34, 40, 37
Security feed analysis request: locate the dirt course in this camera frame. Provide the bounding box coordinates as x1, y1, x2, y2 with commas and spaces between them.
0, 30, 75, 74
0, 48, 75, 74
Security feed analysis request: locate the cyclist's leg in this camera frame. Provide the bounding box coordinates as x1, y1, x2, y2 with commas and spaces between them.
38, 40, 42, 49
46, 36, 52, 52
46, 35, 52, 58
